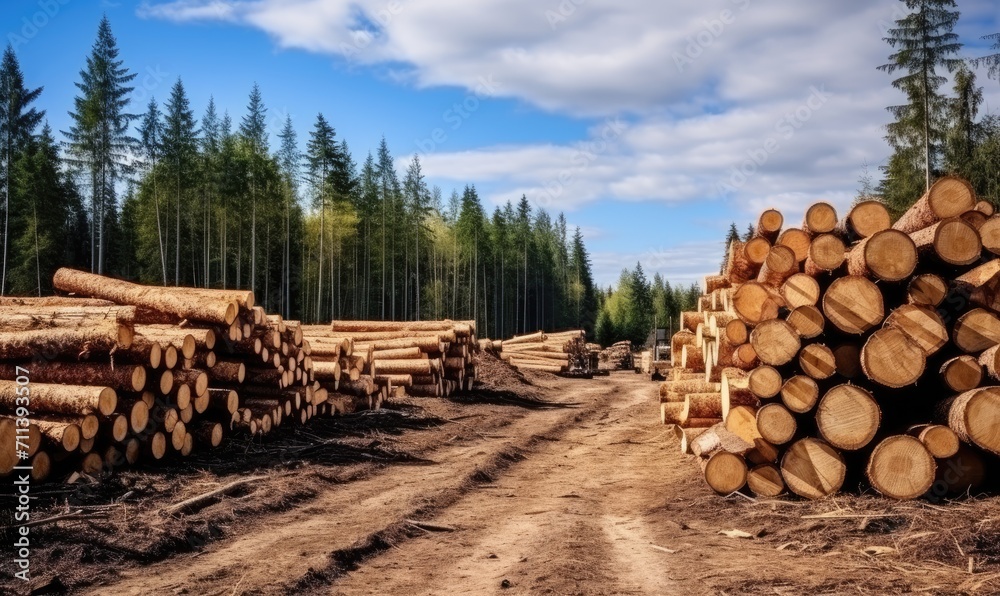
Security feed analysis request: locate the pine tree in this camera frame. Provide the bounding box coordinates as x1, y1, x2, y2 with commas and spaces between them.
878, 0, 962, 194
721, 222, 740, 273
306, 113, 338, 320
569, 226, 598, 336
0, 44, 43, 295
943, 64, 983, 181
971, 33, 999, 82
403, 155, 430, 319
276, 115, 299, 317
162, 78, 199, 285
743, 223, 755, 241
65, 17, 137, 275
137, 97, 167, 283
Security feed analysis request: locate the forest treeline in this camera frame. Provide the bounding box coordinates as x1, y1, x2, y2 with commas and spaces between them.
0, 17, 606, 340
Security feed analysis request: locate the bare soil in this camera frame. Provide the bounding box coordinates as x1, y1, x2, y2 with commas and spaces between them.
5, 364, 1000, 595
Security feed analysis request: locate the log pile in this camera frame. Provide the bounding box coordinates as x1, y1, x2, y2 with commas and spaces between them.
299, 320, 479, 399
600, 341, 634, 370
661, 176, 1000, 501
484, 330, 587, 373
1, 270, 406, 481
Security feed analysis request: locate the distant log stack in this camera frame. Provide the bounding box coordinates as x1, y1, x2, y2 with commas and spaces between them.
488, 330, 587, 374
599, 341, 634, 370
659, 177, 1000, 501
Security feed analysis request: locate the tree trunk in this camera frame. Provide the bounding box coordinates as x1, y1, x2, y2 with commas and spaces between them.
0, 380, 116, 416
891, 176, 976, 234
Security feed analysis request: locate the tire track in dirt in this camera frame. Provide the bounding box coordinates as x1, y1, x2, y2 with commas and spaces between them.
325, 375, 674, 595
89, 380, 613, 596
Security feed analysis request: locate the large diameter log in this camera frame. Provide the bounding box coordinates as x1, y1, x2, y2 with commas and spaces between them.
954, 309, 1000, 353
756, 245, 798, 288
941, 355, 984, 391
816, 384, 881, 450
53, 268, 239, 325
780, 274, 820, 310
786, 305, 825, 339
748, 365, 782, 399
703, 451, 748, 495
747, 463, 786, 497
891, 176, 977, 234
883, 304, 948, 356
0, 305, 138, 332
733, 282, 784, 325
755, 403, 796, 445
780, 375, 819, 414
0, 324, 132, 360
0, 381, 116, 416
861, 328, 926, 388
780, 438, 846, 499
910, 217, 981, 266
846, 229, 917, 282
777, 228, 811, 263
803, 202, 838, 235
840, 200, 891, 239
866, 436, 936, 500
0, 363, 145, 393
907, 424, 960, 459
822, 276, 884, 335
749, 319, 800, 366
798, 343, 836, 380
940, 387, 1000, 455
907, 274, 949, 308
804, 233, 846, 275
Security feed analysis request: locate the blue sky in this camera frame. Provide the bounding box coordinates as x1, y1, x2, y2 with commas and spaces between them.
3, 0, 999, 287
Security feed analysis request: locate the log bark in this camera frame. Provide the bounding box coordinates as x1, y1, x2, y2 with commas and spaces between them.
35, 420, 81, 451
798, 343, 836, 380
939, 387, 1000, 456
747, 463, 786, 497
891, 176, 977, 234
0, 381, 116, 416
0, 363, 145, 392
721, 370, 757, 419
0, 305, 137, 332
816, 384, 881, 450
661, 402, 684, 425
840, 200, 890, 239
822, 276, 884, 335
755, 403, 797, 445
724, 241, 756, 283
680, 344, 705, 373
749, 319, 800, 366
907, 274, 949, 307
690, 423, 752, 458
0, 324, 132, 360
53, 268, 239, 325
780, 375, 819, 414
883, 304, 948, 356
866, 435, 936, 500
861, 327, 926, 388
786, 305, 825, 339
846, 229, 917, 282
683, 393, 723, 421
804, 233, 846, 275
780, 438, 846, 500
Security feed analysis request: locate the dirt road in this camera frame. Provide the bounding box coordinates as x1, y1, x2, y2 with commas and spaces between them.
12, 368, 1000, 595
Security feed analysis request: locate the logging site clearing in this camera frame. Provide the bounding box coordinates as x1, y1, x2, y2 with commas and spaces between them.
10, 366, 1000, 595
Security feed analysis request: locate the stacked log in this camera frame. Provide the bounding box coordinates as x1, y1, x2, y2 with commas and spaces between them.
599, 341, 634, 370
300, 320, 479, 399
661, 177, 1000, 501
489, 330, 587, 374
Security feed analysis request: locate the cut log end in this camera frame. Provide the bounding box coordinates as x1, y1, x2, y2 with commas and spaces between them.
866, 436, 936, 500
781, 438, 846, 500
816, 384, 880, 451
703, 451, 748, 495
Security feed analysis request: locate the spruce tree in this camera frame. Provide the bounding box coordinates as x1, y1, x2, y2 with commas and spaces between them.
137, 97, 167, 283
878, 0, 962, 195
971, 33, 999, 82
163, 78, 198, 285
0, 43, 43, 295
943, 65, 982, 180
